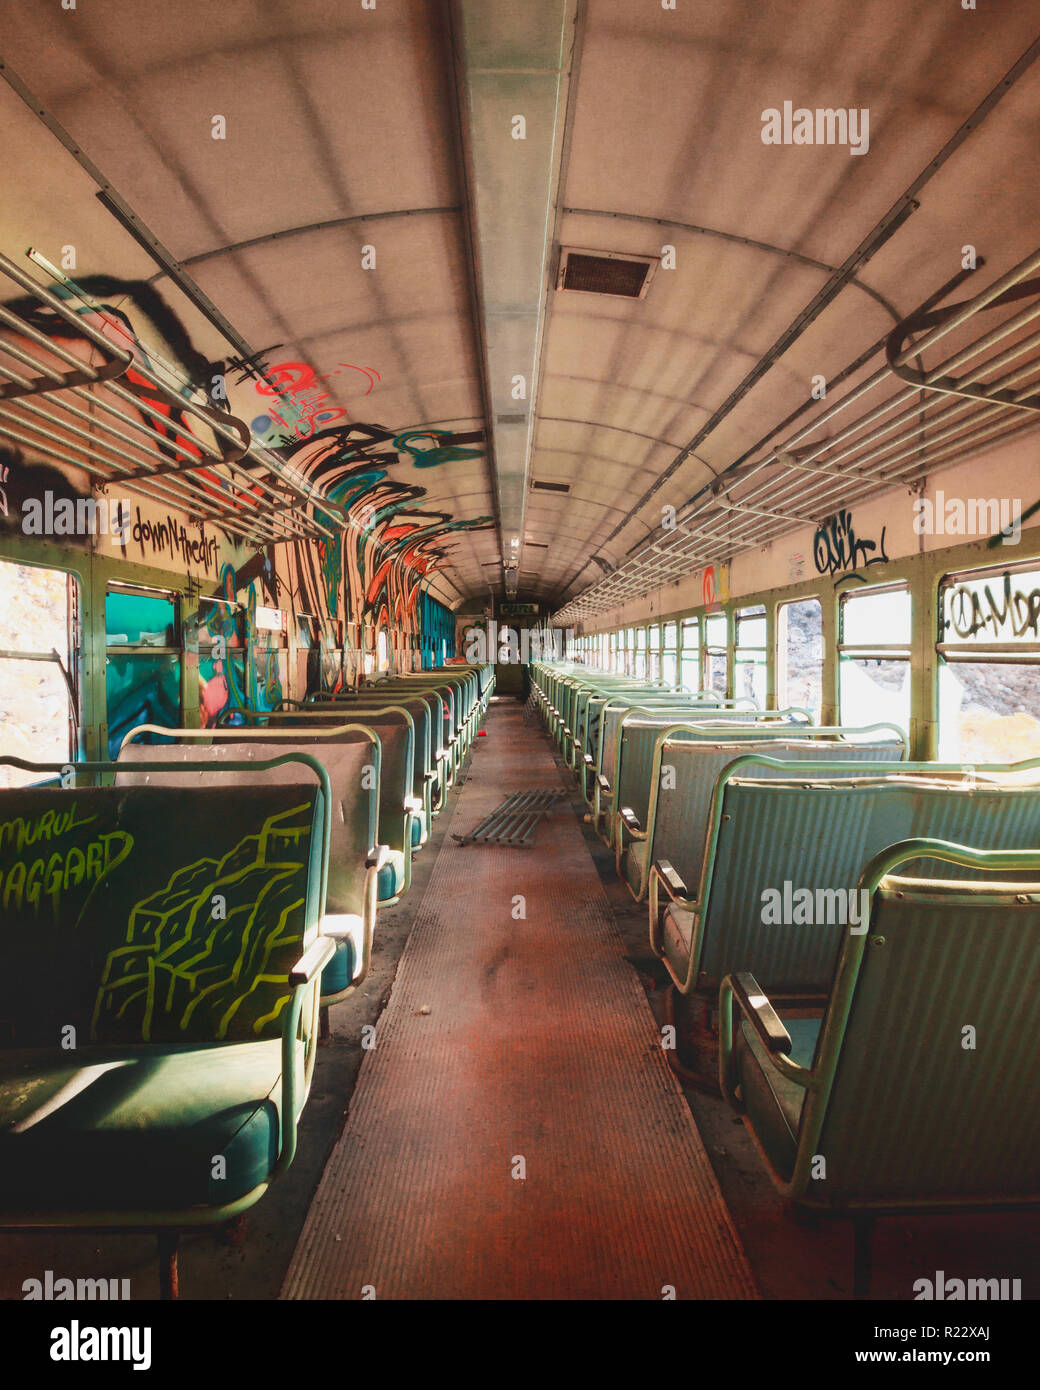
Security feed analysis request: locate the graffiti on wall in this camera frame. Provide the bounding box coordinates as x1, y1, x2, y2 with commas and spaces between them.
813, 509, 890, 584
1, 278, 491, 708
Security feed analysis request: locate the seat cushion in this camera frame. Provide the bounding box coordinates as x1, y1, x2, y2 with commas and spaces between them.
661, 903, 697, 977
0, 1038, 306, 1215
623, 838, 648, 896
319, 916, 365, 999
377, 849, 406, 901
734, 1015, 820, 1182
410, 816, 425, 849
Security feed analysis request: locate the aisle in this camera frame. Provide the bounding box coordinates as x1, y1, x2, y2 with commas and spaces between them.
282, 699, 757, 1299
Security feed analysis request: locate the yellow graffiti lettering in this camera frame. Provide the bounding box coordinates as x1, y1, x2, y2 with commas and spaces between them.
63, 846, 86, 892
101, 832, 133, 877
25, 857, 44, 907
3, 860, 25, 910
44, 853, 66, 910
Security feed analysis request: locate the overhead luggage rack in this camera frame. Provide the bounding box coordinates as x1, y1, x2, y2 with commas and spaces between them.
553, 247, 1040, 626
0, 249, 343, 546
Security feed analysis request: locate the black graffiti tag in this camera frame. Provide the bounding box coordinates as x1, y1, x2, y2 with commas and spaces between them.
947, 574, 1040, 641
813, 509, 890, 581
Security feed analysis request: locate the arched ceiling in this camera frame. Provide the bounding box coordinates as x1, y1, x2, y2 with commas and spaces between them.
1, 0, 1038, 611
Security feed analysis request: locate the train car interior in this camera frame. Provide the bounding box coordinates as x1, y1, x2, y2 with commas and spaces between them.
0, 0, 1037, 1333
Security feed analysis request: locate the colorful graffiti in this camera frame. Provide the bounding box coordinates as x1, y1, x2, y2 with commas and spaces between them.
273, 419, 492, 685
94, 801, 312, 1042
1, 278, 493, 707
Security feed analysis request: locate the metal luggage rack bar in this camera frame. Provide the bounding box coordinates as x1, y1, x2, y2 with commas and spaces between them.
0, 249, 345, 546
452, 788, 564, 847
552, 247, 1040, 626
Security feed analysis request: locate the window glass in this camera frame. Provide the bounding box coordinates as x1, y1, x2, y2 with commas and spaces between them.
105, 589, 176, 646
842, 586, 911, 646
680, 617, 700, 690
704, 614, 728, 697
839, 586, 910, 733
106, 585, 181, 755
936, 565, 1040, 762
662, 622, 678, 685
0, 561, 77, 786
735, 605, 766, 707
777, 598, 823, 721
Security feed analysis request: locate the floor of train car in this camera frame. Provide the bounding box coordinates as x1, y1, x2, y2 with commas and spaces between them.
1, 694, 1036, 1301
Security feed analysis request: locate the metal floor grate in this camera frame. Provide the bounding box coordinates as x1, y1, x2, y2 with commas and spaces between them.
452, 788, 563, 846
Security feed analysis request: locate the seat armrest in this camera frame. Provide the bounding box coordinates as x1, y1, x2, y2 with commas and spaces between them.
655, 858, 688, 898
582, 753, 594, 766
435, 748, 450, 762
366, 843, 390, 870
619, 806, 642, 835
596, 773, 611, 792
289, 935, 336, 986
404, 795, 423, 812
424, 768, 439, 782
729, 971, 792, 1054
321, 915, 360, 942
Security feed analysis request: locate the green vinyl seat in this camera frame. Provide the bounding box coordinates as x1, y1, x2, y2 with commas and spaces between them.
619, 727, 906, 901
377, 848, 407, 901
731, 1016, 821, 1182
0, 1037, 305, 1211
720, 837, 1040, 1295
651, 756, 1040, 1001
0, 759, 334, 1293
118, 729, 385, 1007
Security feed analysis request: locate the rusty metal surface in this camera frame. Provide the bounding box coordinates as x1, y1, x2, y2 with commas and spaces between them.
452, 788, 564, 846
281, 702, 757, 1300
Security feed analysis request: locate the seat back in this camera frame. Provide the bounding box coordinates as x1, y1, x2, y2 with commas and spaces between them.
600, 703, 806, 793
241, 699, 432, 803
0, 762, 326, 1048
649, 732, 906, 890
118, 733, 376, 914
691, 761, 1040, 994
796, 840, 1040, 1208
613, 712, 819, 824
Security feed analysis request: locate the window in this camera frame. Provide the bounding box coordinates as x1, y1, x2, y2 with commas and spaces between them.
0, 560, 78, 786
838, 584, 910, 734
377, 628, 390, 672
680, 617, 700, 691
704, 613, 728, 697
735, 605, 766, 707
106, 585, 180, 757
777, 597, 823, 720
936, 563, 1040, 762
198, 594, 247, 724
648, 623, 661, 681
634, 626, 647, 678
662, 622, 678, 686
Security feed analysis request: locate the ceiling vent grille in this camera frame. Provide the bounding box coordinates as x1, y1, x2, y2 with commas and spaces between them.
557, 248, 657, 299
531, 479, 571, 493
